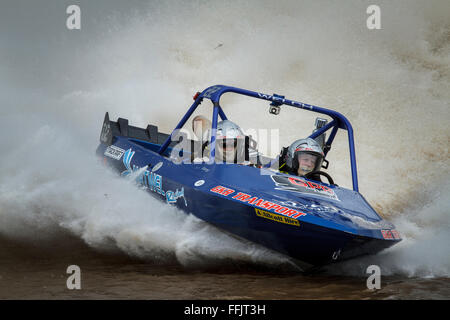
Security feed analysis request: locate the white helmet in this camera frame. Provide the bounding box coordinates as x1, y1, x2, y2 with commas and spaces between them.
215, 120, 245, 163
286, 138, 324, 176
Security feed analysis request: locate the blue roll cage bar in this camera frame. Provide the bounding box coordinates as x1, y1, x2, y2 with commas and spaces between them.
158, 85, 359, 192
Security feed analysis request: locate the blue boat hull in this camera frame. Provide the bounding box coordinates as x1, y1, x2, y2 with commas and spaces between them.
96, 132, 401, 269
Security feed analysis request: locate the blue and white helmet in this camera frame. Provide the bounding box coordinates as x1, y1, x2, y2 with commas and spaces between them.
286, 138, 324, 175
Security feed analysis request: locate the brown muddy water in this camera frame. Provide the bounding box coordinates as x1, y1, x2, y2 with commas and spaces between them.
1, 236, 448, 300
1, 0, 449, 303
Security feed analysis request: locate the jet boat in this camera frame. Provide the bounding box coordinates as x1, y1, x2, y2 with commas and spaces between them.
96, 85, 401, 270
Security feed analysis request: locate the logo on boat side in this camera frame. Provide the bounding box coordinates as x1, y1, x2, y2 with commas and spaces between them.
120, 148, 187, 206
209, 185, 307, 219
121, 148, 136, 176
381, 229, 401, 240
165, 187, 187, 206
104, 145, 125, 160
255, 208, 300, 227
152, 161, 163, 172
194, 180, 205, 187
271, 175, 339, 201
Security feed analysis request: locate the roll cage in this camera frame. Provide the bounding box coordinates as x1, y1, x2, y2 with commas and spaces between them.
157, 85, 359, 192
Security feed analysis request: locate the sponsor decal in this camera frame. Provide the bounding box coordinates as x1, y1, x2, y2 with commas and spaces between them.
210, 185, 235, 196
166, 187, 186, 206
390, 229, 401, 239
257, 93, 273, 100
194, 180, 205, 187
121, 148, 136, 176
119, 148, 186, 206
381, 229, 401, 240
203, 86, 222, 98
141, 169, 164, 195
291, 101, 314, 110
258, 95, 314, 111
152, 161, 163, 172
255, 208, 300, 227
140, 168, 186, 206
104, 145, 125, 160
276, 200, 340, 214
209, 185, 307, 219
271, 175, 339, 201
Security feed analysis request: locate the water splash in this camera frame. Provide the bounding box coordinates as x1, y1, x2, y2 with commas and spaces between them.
0, 0, 448, 276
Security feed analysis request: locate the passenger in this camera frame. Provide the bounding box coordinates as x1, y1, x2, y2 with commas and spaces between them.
279, 138, 324, 178
193, 117, 257, 164
212, 120, 246, 163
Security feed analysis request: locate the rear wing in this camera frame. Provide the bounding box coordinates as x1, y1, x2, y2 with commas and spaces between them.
99, 112, 165, 146
157, 85, 360, 192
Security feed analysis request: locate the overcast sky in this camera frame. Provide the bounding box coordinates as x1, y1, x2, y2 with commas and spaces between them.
1, 0, 150, 93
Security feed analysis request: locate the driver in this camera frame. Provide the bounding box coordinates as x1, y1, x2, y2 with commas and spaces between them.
280, 138, 324, 177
